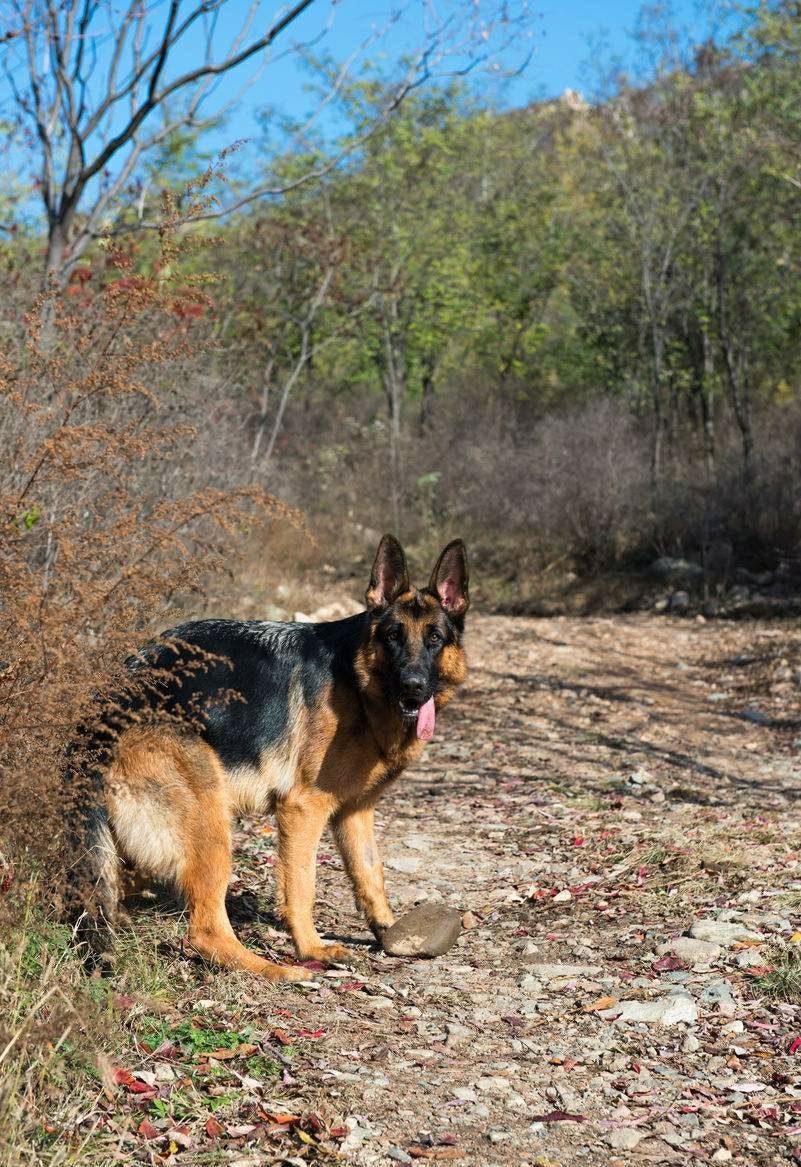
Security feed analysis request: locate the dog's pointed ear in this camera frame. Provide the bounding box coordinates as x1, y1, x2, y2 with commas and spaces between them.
429, 539, 470, 618
366, 534, 410, 609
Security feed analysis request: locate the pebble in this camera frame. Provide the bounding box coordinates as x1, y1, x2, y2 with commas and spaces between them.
658, 937, 722, 964
461, 911, 480, 930
387, 1149, 412, 1164
607, 1128, 644, 1151
524, 962, 602, 980
682, 1033, 701, 1053
381, 904, 462, 958
609, 992, 698, 1026
688, 919, 762, 946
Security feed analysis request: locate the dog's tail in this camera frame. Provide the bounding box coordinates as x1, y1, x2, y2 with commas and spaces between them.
62, 731, 120, 969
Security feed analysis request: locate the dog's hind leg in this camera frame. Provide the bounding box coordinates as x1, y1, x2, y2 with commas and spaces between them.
110, 729, 309, 982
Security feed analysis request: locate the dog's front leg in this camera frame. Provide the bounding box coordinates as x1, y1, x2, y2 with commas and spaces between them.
275, 792, 351, 963
332, 804, 396, 941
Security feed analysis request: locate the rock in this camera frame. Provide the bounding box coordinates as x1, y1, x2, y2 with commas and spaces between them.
610, 992, 698, 1026
700, 980, 738, 1018
651, 557, 704, 584
670, 590, 690, 613
524, 962, 602, 980
688, 919, 761, 947
682, 1033, 700, 1053
387, 1149, 412, 1164
381, 904, 462, 958
552, 889, 572, 903
607, 1129, 644, 1151
657, 937, 722, 965
445, 1022, 472, 1046
461, 911, 480, 930
711, 1149, 733, 1163
385, 856, 421, 874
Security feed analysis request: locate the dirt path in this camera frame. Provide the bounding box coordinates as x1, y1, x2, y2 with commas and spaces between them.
116, 614, 801, 1167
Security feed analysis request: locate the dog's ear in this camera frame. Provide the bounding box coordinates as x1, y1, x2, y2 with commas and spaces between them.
366, 534, 410, 608
429, 539, 470, 618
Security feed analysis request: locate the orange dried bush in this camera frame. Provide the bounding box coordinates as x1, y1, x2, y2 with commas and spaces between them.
0, 205, 297, 916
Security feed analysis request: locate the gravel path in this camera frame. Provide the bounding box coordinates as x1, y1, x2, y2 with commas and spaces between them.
120, 613, 801, 1166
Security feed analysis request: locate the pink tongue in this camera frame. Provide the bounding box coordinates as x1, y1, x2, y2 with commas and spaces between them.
416, 696, 436, 741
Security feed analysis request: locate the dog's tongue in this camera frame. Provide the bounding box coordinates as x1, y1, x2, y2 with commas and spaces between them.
416, 696, 436, 741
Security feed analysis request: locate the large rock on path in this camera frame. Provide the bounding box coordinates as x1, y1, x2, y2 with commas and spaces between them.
381, 904, 463, 958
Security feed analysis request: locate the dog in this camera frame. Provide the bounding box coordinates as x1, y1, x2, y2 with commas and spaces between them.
65, 534, 469, 981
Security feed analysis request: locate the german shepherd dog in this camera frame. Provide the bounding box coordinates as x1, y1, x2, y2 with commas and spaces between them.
66, 535, 469, 981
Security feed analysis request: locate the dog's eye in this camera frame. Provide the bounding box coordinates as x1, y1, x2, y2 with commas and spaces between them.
386, 625, 403, 644
427, 628, 444, 647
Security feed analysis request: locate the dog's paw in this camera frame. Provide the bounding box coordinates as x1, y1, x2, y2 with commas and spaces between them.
299, 941, 353, 965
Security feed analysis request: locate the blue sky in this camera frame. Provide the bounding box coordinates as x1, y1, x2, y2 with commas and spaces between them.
0, 0, 741, 219
166, 0, 739, 151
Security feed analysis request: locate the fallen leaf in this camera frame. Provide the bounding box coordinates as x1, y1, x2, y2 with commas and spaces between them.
652, 955, 686, 972
271, 1028, 294, 1045
584, 995, 618, 1012
531, 1111, 585, 1123
137, 1119, 160, 1140
205, 1117, 225, 1139
112, 1068, 156, 1095
789, 1038, 801, 1055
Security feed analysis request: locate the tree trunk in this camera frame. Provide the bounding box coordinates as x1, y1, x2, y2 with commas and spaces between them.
418, 355, 437, 435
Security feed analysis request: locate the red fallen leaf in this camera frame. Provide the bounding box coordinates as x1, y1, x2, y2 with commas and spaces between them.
571, 835, 585, 847
299, 959, 328, 971
205, 1047, 237, 1060
789, 1038, 801, 1055
112, 993, 135, 1010
274, 1008, 295, 1018
151, 1040, 179, 1059
113, 1068, 156, 1095
271, 1028, 293, 1046
1, 863, 14, 895
328, 1125, 348, 1139
205, 1117, 225, 1139
531, 1111, 585, 1123
305, 1114, 324, 1132
137, 1119, 160, 1140
746, 965, 775, 977
652, 955, 686, 972
338, 980, 367, 991
295, 1027, 325, 1039
438, 1133, 458, 1145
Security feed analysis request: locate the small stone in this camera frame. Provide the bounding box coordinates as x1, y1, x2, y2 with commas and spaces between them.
722, 1020, 744, 1035
387, 1149, 412, 1164
711, 1149, 732, 1163
524, 962, 602, 980
682, 1033, 700, 1053
657, 937, 722, 965
461, 911, 480, 930
553, 889, 573, 903
446, 1022, 472, 1046
381, 904, 462, 958
607, 1129, 644, 1151
688, 919, 761, 947
385, 856, 422, 874
488, 1131, 512, 1144
612, 992, 698, 1026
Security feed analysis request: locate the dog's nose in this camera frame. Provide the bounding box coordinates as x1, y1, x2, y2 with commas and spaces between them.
400, 673, 428, 701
